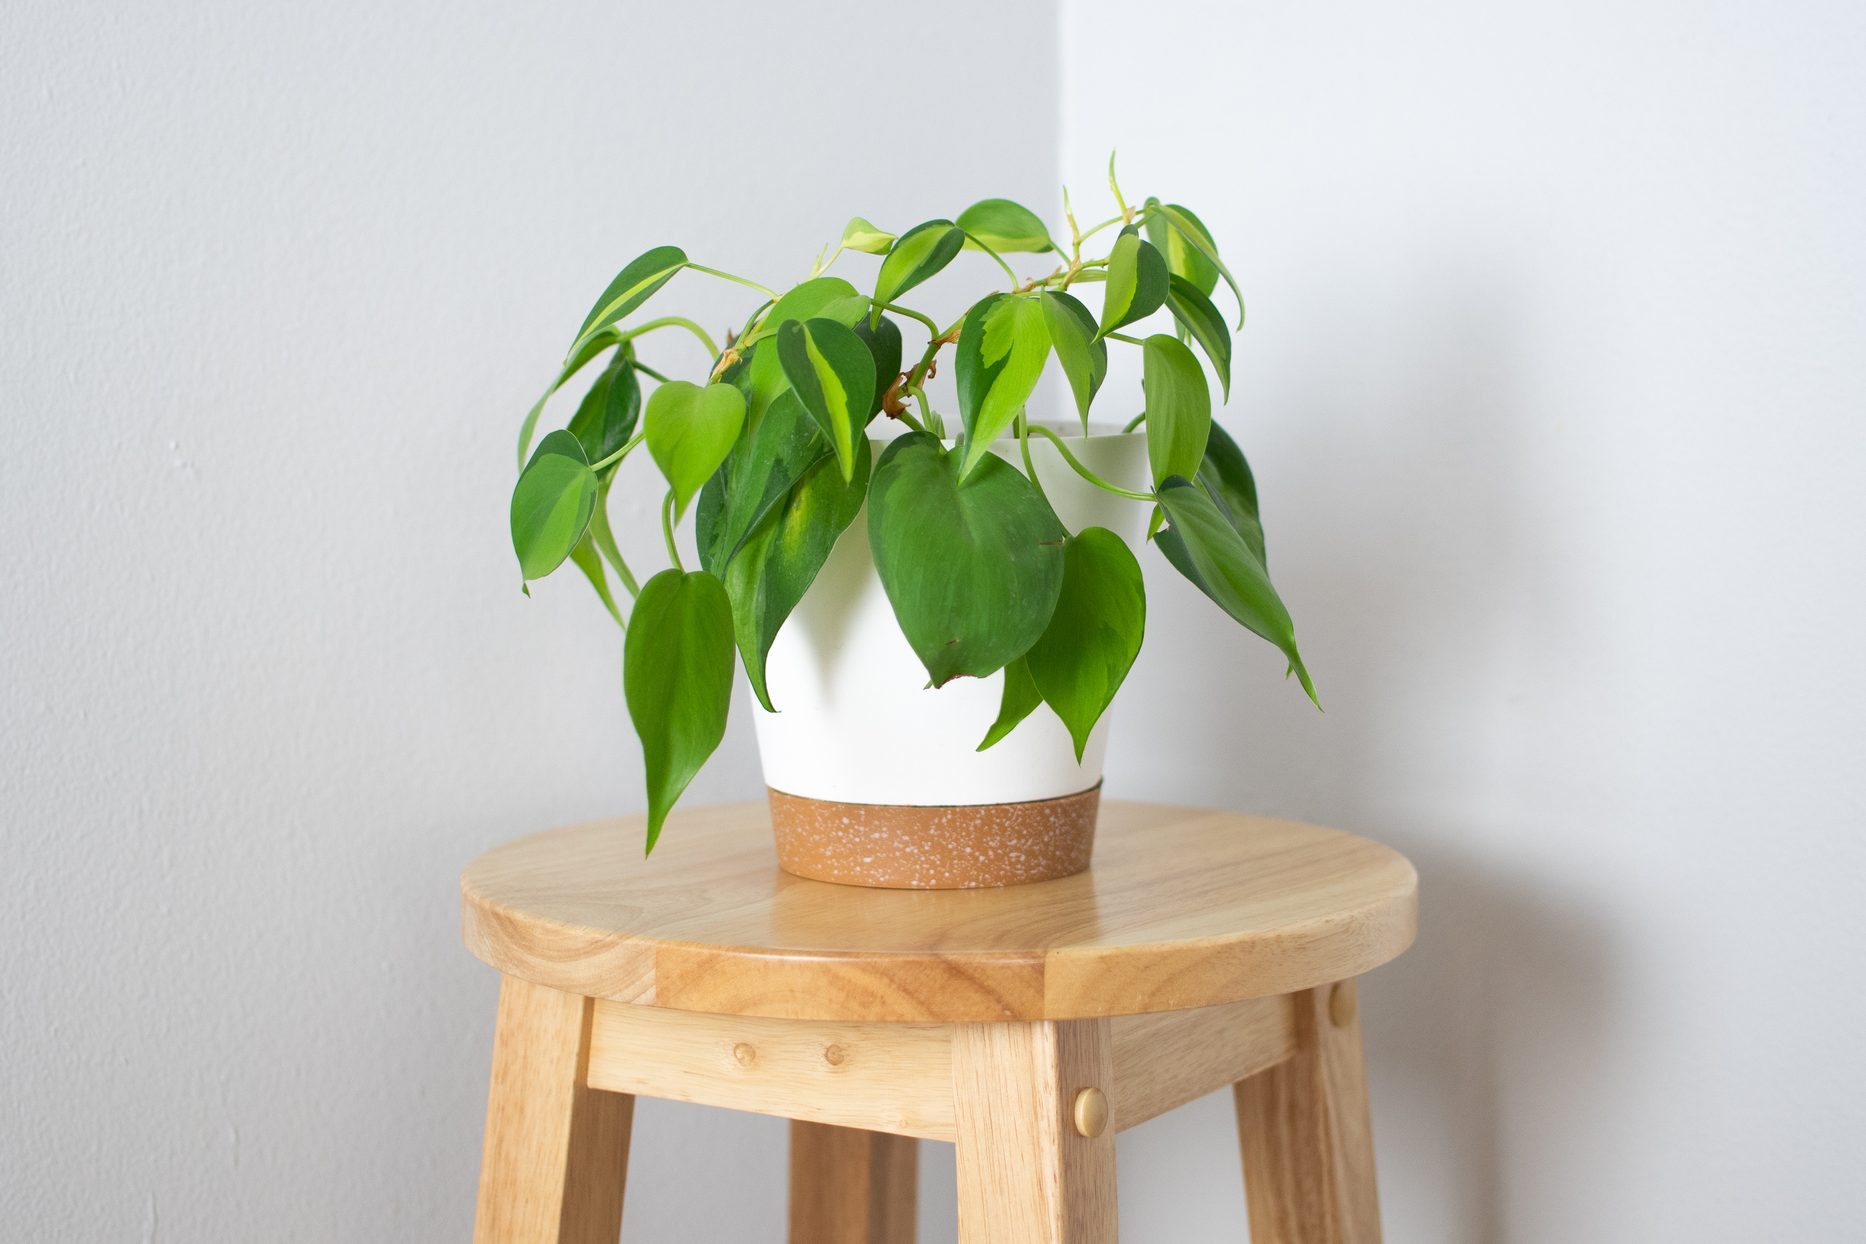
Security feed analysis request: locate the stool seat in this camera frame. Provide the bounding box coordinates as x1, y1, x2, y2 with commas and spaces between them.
463, 801, 1416, 1024
461, 802, 1419, 1242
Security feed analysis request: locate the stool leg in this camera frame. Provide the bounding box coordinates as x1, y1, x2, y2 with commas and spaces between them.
788, 1121, 918, 1243
473, 975, 634, 1244
952, 1020, 1117, 1243
1233, 982, 1382, 1244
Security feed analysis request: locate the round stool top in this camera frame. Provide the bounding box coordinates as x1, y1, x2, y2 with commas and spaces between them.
461, 801, 1417, 1023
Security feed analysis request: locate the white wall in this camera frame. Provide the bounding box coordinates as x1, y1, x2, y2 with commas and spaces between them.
0, 2, 1052, 1238
1065, 1, 1866, 1240
5, 0, 1863, 1240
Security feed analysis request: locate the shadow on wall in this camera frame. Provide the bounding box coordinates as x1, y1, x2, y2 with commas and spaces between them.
1109, 261, 1625, 1242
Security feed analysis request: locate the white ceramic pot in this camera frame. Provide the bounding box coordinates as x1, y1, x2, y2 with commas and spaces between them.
751, 426, 1151, 808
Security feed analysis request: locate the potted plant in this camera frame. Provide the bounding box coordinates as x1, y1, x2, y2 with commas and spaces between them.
507, 161, 1317, 888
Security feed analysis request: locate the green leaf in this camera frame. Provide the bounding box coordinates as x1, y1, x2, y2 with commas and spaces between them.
1025, 528, 1146, 760
1164, 274, 1231, 401
1098, 230, 1169, 336
1153, 204, 1245, 329
586, 476, 638, 596
739, 277, 863, 423
568, 532, 624, 626
955, 294, 1051, 481
724, 439, 871, 712
517, 331, 619, 468
957, 198, 1055, 253
566, 349, 641, 472
571, 245, 687, 352
510, 430, 599, 582
852, 313, 902, 422
744, 277, 864, 345
868, 433, 1067, 686
645, 380, 747, 519
976, 656, 1041, 751
624, 569, 736, 853
840, 216, 895, 254
1040, 290, 1107, 432
1142, 334, 1211, 486
1143, 198, 1220, 297
777, 318, 874, 482
695, 390, 829, 574
873, 220, 965, 314
1154, 478, 1315, 703
1198, 421, 1266, 566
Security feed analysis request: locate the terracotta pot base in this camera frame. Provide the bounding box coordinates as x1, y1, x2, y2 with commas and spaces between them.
767, 784, 1102, 889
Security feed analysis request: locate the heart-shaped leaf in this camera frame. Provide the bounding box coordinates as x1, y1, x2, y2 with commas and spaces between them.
1143, 197, 1220, 297
624, 569, 736, 852
1198, 421, 1266, 566
777, 318, 874, 482
738, 277, 864, 423
1040, 290, 1107, 431
566, 349, 641, 472
645, 380, 747, 519
694, 390, 830, 574
1098, 230, 1169, 336
1154, 478, 1314, 703
868, 432, 1067, 686
840, 216, 895, 255
1142, 334, 1211, 486
873, 220, 965, 314
853, 313, 902, 422
955, 293, 1051, 480
1025, 528, 1146, 760
957, 198, 1055, 253
724, 438, 871, 711
510, 430, 599, 582
976, 655, 1041, 751
743, 278, 865, 347
571, 245, 687, 353
1164, 273, 1232, 401
1152, 203, 1245, 328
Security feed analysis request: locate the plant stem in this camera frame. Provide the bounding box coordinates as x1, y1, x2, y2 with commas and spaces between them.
879, 302, 941, 337
1077, 213, 1128, 244
967, 234, 1020, 286
617, 315, 720, 358
906, 384, 944, 439
687, 262, 778, 299
1122, 411, 1147, 433
587, 428, 645, 475
811, 244, 844, 277
1105, 330, 1146, 346
1016, 414, 1052, 509
1027, 424, 1154, 501
633, 360, 672, 383
902, 314, 967, 392
661, 491, 684, 572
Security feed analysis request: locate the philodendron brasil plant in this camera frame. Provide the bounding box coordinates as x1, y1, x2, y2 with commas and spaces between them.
509, 161, 1317, 851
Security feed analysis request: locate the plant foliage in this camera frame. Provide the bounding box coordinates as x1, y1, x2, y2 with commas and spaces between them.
506, 166, 1317, 851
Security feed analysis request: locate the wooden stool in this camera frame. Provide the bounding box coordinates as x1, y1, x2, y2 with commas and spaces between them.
461, 801, 1417, 1243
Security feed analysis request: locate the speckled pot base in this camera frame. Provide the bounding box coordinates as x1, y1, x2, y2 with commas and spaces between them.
767, 784, 1102, 889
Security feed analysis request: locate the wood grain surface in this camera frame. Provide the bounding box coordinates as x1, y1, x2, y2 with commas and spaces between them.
461, 802, 1417, 1023
1235, 981, 1383, 1243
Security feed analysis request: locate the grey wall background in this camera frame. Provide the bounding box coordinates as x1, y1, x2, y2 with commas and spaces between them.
3, 1, 1862, 1240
